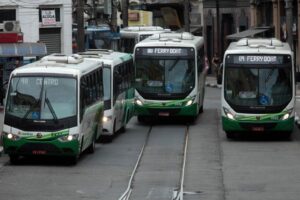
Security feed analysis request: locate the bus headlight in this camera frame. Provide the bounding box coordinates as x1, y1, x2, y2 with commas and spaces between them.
223, 107, 235, 120
58, 134, 79, 142
185, 96, 196, 106
186, 100, 193, 106
3, 132, 20, 141
103, 116, 112, 123
135, 98, 143, 106
281, 109, 293, 120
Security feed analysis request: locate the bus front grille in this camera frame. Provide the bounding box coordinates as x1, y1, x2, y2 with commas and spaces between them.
239, 123, 277, 131
18, 143, 61, 154
147, 108, 181, 116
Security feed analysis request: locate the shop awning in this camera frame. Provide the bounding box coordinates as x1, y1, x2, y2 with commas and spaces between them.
226, 28, 270, 41
0, 42, 47, 57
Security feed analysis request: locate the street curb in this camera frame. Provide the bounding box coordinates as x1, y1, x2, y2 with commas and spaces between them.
205, 82, 222, 89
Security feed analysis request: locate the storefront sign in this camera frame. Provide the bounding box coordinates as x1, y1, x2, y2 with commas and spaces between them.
41, 10, 56, 25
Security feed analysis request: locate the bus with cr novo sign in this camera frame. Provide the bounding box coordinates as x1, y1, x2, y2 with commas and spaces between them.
2, 54, 104, 164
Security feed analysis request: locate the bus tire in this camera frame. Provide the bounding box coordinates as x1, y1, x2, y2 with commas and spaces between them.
68, 155, 79, 165
137, 116, 146, 123
87, 135, 96, 154
120, 110, 129, 133
278, 131, 292, 140
199, 105, 203, 114
120, 125, 126, 133
101, 120, 115, 143
9, 154, 19, 165
101, 135, 113, 143
226, 131, 237, 139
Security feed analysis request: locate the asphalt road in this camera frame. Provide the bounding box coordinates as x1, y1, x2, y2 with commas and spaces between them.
1, 85, 300, 200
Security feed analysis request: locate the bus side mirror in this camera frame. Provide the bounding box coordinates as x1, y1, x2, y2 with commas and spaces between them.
217, 63, 223, 85
296, 72, 300, 82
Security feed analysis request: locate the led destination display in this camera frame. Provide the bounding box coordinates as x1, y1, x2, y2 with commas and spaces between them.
226, 55, 290, 65
135, 47, 194, 57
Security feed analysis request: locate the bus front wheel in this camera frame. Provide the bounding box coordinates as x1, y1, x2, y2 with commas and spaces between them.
9, 154, 20, 165
225, 131, 237, 139
87, 135, 96, 154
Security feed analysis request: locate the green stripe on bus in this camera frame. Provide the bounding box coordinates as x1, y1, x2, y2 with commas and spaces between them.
222, 116, 294, 132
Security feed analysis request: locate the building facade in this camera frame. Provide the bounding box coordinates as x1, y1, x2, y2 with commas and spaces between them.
0, 0, 72, 54
204, 0, 299, 68
203, 0, 251, 63
250, 0, 299, 67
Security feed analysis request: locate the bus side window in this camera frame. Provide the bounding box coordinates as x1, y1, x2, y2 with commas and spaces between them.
197, 48, 204, 74
91, 71, 98, 102
80, 77, 87, 121
113, 66, 120, 104
130, 60, 134, 86
100, 69, 103, 100
95, 69, 102, 100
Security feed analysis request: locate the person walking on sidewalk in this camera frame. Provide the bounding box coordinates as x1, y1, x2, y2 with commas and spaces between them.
211, 52, 220, 76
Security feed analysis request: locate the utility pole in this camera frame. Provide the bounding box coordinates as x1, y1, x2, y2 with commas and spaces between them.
216, 0, 220, 56
111, 0, 119, 50
77, 0, 85, 52
92, 0, 97, 24
285, 0, 293, 49
184, 0, 190, 32
121, 0, 129, 27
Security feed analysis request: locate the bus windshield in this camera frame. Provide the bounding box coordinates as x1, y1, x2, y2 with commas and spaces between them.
224, 66, 292, 111
139, 34, 151, 41
6, 77, 77, 120
135, 58, 195, 98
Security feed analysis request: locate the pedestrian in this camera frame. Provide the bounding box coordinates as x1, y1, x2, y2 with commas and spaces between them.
211, 52, 220, 76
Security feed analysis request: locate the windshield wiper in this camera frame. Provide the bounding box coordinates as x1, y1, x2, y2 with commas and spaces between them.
22, 99, 41, 120
168, 58, 180, 72
45, 97, 58, 123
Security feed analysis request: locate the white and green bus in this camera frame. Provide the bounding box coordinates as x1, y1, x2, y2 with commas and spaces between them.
120, 26, 170, 53
2, 54, 104, 164
221, 38, 295, 138
79, 50, 135, 143
133, 32, 207, 121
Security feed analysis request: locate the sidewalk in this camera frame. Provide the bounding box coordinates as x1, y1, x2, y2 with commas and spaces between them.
205, 75, 222, 89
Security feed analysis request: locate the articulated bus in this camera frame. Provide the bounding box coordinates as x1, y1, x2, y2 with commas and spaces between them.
78, 49, 135, 143
2, 54, 103, 164
221, 38, 295, 138
120, 26, 170, 53
133, 32, 207, 121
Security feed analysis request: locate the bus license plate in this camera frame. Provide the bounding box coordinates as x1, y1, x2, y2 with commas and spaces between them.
32, 150, 47, 155
252, 127, 264, 132
159, 112, 169, 117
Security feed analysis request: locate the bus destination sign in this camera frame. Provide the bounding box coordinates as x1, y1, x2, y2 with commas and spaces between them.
229, 55, 287, 65
137, 47, 193, 57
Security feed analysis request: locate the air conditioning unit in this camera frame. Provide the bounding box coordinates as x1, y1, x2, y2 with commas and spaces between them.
3, 21, 21, 32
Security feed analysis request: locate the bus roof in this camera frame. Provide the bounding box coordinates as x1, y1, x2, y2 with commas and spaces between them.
225, 38, 292, 55
11, 54, 103, 77
120, 26, 170, 38
78, 49, 133, 66
134, 32, 204, 48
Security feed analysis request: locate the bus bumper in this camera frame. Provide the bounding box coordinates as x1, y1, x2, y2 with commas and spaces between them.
2, 137, 80, 157
135, 103, 198, 117
222, 116, 295, 133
